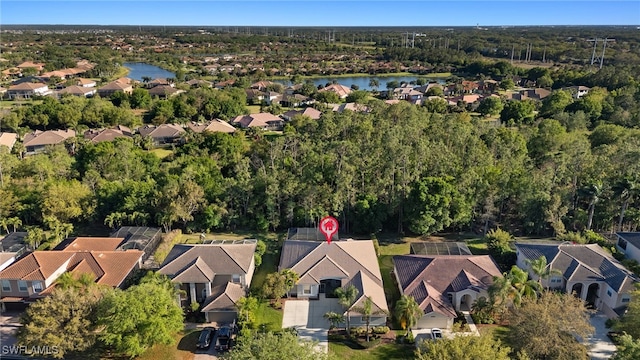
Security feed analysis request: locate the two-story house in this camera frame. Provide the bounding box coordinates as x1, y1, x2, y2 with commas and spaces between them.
157, 241, 257, 323
516, 242, 638, 318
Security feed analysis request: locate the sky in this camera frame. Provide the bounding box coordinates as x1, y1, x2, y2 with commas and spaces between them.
1, 1, 639, 27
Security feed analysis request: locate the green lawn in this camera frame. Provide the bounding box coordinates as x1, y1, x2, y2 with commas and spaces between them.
329, 341, 415, 360
247, 104, 262, 114
254, 300, 283, 332
135, 329, 197, 360
477, 325, 512, 348
149, 148, 173, 159
466, 238, 489, 255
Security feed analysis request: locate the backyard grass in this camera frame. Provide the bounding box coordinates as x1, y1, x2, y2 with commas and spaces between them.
149, 148, 173, 159
247, 104, 262, 114
135, 329, 197, 360
329, 341, 416, 360
254, 300, 283, 332
477, 324, 512, 348
466, 238, 489, 255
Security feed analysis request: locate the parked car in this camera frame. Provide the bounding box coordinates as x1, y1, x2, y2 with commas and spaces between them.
431, 328, 443, 340
196, 327, 216, 349
215, 325, 235, 352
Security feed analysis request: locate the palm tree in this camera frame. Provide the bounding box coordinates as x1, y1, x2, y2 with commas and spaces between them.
56, 272, 95, 290
335, 285, 359, 334
489, 266, 540, 310
0, 218, 8, 234
579, 182, 603, 230
8, 217, 22, 232
613, 176, 640, 231
394, 295, 423, 336
351, 296, 388, 342
25, 227, 45, 250
525, 255, 562, 290
323, 311, 345, 329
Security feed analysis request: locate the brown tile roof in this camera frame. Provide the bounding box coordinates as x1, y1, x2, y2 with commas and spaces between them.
23, 129, 76, 147
17, 61, 45, 70
203, 119, 236, 133
0, 132, 18, 149
76, 78, 96, 86
393, 255, 501, 317
8, 82, 48, 91
58, 85, 95, 96
84, 128, 130, 143
60, 237, 125, 252
279, 239, 387, 312
201, 282, 245, 312
158, 243, 257, 278
87, 251, 143, 287
98, 82, 133, 92
282, 108, 322, 121
0, 252, 73, 281
319, 84, 352, 98
138, 124, 185, 138
231, 113, 282, 128
148, 85, 182, 97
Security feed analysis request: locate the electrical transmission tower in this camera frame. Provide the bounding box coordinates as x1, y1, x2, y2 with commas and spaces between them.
587, 38, 614, 69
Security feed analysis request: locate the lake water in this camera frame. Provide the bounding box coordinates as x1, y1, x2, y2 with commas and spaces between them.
123, 62, 176, 81
279, 76, 447, 91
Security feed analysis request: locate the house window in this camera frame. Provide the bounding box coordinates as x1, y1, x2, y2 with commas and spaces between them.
622, 297, 630, 303
18, 280, 28, 292
447, 293, 453, 304
550, 278, 562, 284
232, 274, 241, 284
1, 280, 10, 292
618, 238, 628, 250
607, 289, 612, 297
32, 281, 43, 293
303, 285, 312, 295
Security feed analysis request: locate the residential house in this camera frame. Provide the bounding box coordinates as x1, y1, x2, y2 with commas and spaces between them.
231, 113, 284, 131
319, 84, 352, 99
279, 231, 388, 327
280, 93, 311, 107
147, 78, 174, 88
517, 88, 551, 101
516, 242, 638, 318
97, 81, 133, 98
138, 124, 185, 146
0, 87, 7, 98
563, 86, 591, 99
282, 107, 322, 121
7, 82, 51, 100
250, 80, 275, 91
110, 226, 162, 262
185, 79, 212, 88
616, 232, 640, 263
58, 85, 96, 97
0, 253, 17, 272
0, 232, 29, 258
331, 102, 370, 113
76, 78, 97, 88
84, 127, 132, 143
186, 119, 236, 134
16, 61, 45, 72
0, 245, 143, 311
23, 129, 76, 155
158, 241, 257, 323
245, 89, 266, 104
393, 254, 501, 329
392, 86, 424, 103
0, 132, 18, 150
148, 85, 184, 99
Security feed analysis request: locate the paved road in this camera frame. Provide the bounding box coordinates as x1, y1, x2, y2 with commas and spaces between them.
587, 313, 616, 360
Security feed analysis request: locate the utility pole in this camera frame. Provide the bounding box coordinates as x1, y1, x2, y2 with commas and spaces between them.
587, 38, 613, 69
510, 44, 515, 64
542, 46, 546, 63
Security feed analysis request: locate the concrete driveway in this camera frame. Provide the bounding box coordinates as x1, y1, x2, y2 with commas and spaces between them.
1, 312, 21, 353
282, 296, 342, 353
587, 313, 616, 360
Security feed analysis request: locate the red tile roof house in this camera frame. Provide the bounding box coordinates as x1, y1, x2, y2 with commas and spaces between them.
16, 61, 45, 72
158, 241, 257, 323
137, 124, 186, 146
22, 129, 76, 155
148, 85, 184, 99
0, 237, 142, 311
279, 231, 389, 327
393, 254, 501, 330
58, 85, 96, 98
76, 78, 97, 88
7, 82, 51, 100
282, 107, 322, 121
231, 113, 284, 131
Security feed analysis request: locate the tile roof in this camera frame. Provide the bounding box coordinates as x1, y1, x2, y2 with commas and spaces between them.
515, 242, 638, 294
23, 129, 75, 147
279, 239, 387, 312
8, 82, 48, 91
0, 132, 18, 149
201, 282, 245, 312
231, 113, 282, 128
84, 128, 130, 143
0, 250, 142, 287
393, 255, 501, 317
58, 85, 95, 96
158, 243, 256, 278
60, 237, 125, 252
138, 124, 185, 138
319, 84, 352, 98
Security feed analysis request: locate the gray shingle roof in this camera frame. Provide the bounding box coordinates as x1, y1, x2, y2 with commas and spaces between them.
201, 282, 244, 312
158, 243, 256, 279
618, 232, 640, 250
516, 242, 638, 293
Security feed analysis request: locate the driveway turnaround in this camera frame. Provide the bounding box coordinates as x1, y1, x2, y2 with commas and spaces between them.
587, 313, 616, 360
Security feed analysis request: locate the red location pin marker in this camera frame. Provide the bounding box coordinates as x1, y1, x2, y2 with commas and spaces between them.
319, 216, 339, 244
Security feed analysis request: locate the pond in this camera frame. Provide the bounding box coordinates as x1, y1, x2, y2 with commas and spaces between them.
123, 62, 176, 81
278, 75, 448, 91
